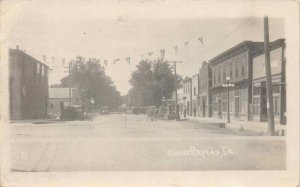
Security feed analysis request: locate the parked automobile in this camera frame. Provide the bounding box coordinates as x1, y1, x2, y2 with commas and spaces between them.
100, 106, 110, 115
166, 104, 180, 120
60, 105, 84, 120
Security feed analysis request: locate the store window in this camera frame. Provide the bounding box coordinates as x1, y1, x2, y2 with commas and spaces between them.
272, 85, 280, 94
45, 67, 48, 77
230, 63, 233, 79
235, 66, 239, 78
41, 64, 45, 76
273, 96, 280, 115
223, 67, 226, 82
241, 66, 245, 77
222, 92, 227, 112
33, 64, 36, 81
37, 63, 40, 74
253, 87, 261, 95
253, 98, 260, 115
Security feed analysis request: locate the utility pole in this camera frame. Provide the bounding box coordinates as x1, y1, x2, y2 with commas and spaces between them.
172, 60, 182, 121
64, 61, 73, 107
68, 64, 72, 107
174, 61, 178, 105
264, 16, 275, 136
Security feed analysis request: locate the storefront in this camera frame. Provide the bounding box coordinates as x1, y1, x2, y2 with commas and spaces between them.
252, 39, 286, 124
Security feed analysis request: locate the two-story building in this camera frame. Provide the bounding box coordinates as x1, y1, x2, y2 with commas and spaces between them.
182, 77, 192, 116
9, 46, 49, 120
209, 41, 264, 121
176, 85, 184, 116
191, 74, 199, 116
252, 39, 286, 124
199, 61, 212, 117
48, 87, 81, 118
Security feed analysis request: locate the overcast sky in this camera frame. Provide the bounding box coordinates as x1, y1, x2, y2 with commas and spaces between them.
2, 0, 285, 95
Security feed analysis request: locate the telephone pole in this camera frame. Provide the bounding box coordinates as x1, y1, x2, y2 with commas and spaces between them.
174, 61, 178, 105
264, 16, 275, 136
172, 60, 182, 121
64, 61, 73, 107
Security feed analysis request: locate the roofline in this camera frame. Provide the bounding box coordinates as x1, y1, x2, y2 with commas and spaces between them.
9, 48, 49, 68
208, 40, 263, 63
252, 38, 285, 56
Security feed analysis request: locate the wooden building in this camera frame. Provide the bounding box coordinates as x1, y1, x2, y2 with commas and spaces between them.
191, 74, 199, 116
199, 61, 212, 117
209, 41, 264, 121
9, 46, 49, 120
252, 39, 286, 124
182, 78, 192, 116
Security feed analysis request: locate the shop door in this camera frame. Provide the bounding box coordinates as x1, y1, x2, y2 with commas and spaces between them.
218, 98, 222, 118
235, 97, 240, 118
202, 99, 206, 116
260, 85, 267, 122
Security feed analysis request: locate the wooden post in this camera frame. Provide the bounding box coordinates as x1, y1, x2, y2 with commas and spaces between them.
69, 64, 72, 107
264, 16, 275, 135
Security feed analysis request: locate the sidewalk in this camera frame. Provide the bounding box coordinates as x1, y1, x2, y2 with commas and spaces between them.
183, 115, 286, 136
10, 118, 63, 125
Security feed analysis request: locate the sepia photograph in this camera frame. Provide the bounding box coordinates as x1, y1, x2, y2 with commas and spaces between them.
0, 0, 299, 186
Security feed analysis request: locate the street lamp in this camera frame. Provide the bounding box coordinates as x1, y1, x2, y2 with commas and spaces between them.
90, 97, 95, 112
161, 96, 166, 107
222, 76, 235, 123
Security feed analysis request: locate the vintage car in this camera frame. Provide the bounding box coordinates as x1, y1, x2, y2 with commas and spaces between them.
60, 105, 84, 121
166, 104, 180, 120
100, 106, 110, 115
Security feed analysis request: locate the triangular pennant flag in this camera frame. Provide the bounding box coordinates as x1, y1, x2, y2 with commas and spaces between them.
148, 52, 153, 56
160, 49, 165, 60
113, 58, 120, 64
42, 55, 47, 62
174, 46, 178, 54
126, 57, 131, 65
184, 41, 189, 48
198, 37, 203, 45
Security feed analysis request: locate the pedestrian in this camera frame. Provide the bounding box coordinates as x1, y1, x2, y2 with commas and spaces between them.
149, 108, 154, 121
183, 107, 186, 118
193, 107, 196, 117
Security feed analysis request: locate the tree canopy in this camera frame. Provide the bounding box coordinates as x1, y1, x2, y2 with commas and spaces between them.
59, 56, 122, 109
128, 58, 182, 107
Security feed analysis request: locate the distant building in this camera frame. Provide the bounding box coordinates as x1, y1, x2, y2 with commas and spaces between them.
48, 87, 81, 118
191, 74, 199, 116
176, 85, 184, 115
209, 41, 264, 121
182, 78, 192, 116
252, 39, 286, 124
9, 46, 49, 120
199, 61, 212, 117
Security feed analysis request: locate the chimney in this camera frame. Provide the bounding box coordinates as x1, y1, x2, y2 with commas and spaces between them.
16, 45, 19, 50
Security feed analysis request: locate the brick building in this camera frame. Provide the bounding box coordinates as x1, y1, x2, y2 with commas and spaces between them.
191, 74, 199, 116
209, 41, 264, 121
48, 87, 81, 118
9, 47, 49, 120
252, 39, 286, 124
176, 85, 184, 116
182, 77, 192, 116
199, 61, 212, 117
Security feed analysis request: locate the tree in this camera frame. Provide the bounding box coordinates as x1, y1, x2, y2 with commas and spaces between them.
60, 56, 122, 109
128, 58, 181, 107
